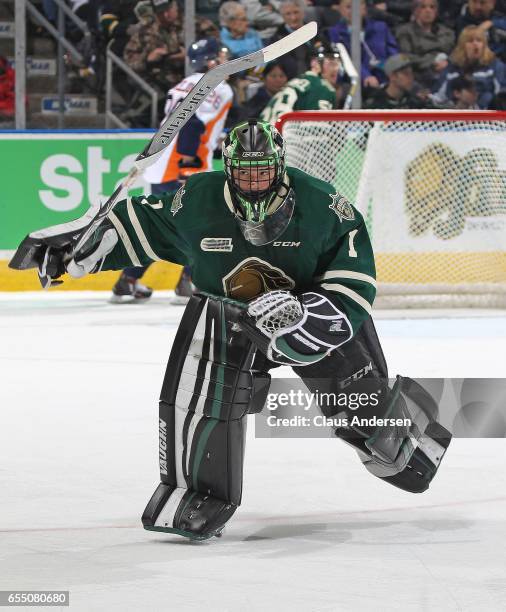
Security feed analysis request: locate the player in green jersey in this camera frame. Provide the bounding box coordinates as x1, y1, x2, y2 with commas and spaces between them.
16, 120, 451, 540
261, 42, 341, 124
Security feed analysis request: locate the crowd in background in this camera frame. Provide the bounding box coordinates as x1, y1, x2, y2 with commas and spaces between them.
3, 0, 506, 123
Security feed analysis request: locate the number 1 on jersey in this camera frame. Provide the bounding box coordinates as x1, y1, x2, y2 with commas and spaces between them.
348, 229, 358, 258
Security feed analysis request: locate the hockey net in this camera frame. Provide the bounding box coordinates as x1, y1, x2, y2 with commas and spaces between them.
277, 110, 506, 308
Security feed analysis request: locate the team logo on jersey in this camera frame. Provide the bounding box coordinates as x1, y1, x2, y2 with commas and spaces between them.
329, 193, 355, 222
222, 257, 294, 302
170, 186, 185, 216
200, 238, 233, 252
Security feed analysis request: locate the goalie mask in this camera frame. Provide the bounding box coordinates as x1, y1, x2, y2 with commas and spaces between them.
223, 120, 294, 246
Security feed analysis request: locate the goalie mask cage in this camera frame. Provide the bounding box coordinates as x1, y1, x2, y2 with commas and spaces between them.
276, 110, 506, 308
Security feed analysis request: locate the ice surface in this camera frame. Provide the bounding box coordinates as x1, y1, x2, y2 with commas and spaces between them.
1, 292, 505, 611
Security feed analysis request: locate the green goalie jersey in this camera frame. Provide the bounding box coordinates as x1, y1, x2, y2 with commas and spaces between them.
102, 167, 376, 334
260, 71, 337, 125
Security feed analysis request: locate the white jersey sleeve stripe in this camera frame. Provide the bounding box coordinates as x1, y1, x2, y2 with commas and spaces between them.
316, 270, 377, 288
321, 282, 373, 315
108, 211, 141, 266
126, 198, 162, 262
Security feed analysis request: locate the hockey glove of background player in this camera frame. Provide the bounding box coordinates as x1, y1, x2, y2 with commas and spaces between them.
240, 290, 352, 366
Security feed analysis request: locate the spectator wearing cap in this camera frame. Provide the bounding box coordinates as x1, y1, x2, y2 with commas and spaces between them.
432, 25, 506, 108
327, 0, 399, 89
268, 0, 312, 78
123, 0, 185, 93
240, 0, 284, 41
396, 0, 455, 89
219, 2, 264, 59
456, 0, 506, 61
365, 53, 434, 107
239, 61, 289, 119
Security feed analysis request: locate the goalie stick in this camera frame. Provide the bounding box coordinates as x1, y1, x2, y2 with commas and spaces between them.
9, 21, 317, 279
335, 42, 358, 110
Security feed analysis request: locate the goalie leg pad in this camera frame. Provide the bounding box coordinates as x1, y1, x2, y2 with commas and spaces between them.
336, 376, 452, 493
143, 293, 270, 538
296, 318, 450, 492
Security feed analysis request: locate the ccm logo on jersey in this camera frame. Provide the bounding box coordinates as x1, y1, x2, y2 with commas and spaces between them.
273, 241, 301, 247
201, 238, 233, 252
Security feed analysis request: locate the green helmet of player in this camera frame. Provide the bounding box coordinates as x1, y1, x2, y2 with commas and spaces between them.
222, 119, 294, 246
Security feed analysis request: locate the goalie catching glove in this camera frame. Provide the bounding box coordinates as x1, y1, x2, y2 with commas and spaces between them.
239, 290, 352, 366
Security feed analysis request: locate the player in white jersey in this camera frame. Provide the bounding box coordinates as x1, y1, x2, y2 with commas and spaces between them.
144, 43, 233, 191
111, 38, 233, 303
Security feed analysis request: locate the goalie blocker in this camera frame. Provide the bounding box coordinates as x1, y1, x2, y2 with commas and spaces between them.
143, 293, 451, 540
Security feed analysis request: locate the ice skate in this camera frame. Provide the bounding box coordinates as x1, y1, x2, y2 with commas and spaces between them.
110, 273, 153, 304
171, 269, 195, 305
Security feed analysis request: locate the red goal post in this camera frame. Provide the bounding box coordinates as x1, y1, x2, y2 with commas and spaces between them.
276, 110, 506, 308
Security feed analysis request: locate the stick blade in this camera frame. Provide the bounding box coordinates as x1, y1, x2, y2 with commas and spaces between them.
336, 42, 358, 79
263, 21, 318, 63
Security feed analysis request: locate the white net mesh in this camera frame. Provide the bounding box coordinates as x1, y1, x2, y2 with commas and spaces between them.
280, 111, 506, 308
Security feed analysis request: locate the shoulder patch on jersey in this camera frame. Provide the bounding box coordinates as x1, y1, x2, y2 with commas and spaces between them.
171, 186, 185, 216
201, 237, 233, 252
329, 192, 355, 222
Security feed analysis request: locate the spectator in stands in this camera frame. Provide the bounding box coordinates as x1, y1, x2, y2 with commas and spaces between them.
268, 0, 312, 78
488, 89, 506, 107
365, 53, 434, 108
437, 1, 466, 29
319, 1, 344, 29
449, 75, 480, 108
456, 0, 506, 61
0, 56, 14, 121
366, 0, 414, 28
432, 25, 506, 109
123, 0, 185, 93
219, 2, 264, 58
67, 0, 102, 33
100, 0, 139, 57
41, 0, 57, 25
239, 61, 289, 118
396, 0, 455, 89
196, 18, 221, 41
240, 0, 284, 41
328, 0, 398, 90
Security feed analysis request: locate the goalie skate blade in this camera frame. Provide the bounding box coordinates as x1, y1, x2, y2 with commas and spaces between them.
144, 525, 224, 541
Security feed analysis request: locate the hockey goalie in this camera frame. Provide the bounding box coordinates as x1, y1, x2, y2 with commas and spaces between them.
10, 120, 452, 540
